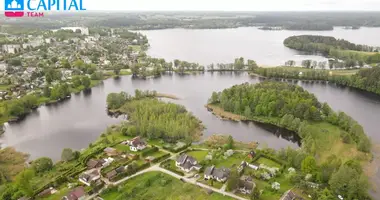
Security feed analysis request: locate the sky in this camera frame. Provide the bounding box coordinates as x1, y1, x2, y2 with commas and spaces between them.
1, 0, 380, 11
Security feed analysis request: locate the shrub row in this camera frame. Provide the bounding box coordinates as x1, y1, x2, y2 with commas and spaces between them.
163, 143, 191, 153
141, 146, 159, 156
152, 153, 171, 163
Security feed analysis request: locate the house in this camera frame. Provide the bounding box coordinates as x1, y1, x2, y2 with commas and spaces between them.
175, 154, 202, 172
145, 156, 155, 162
86, 159, 105, 169
102, 157, 114, 167
104, 147, 119, 156
238, 179, 255, 194
280, 190, 303, 200
204, 165, 230, 182
37, 187, 57, 197
106, 166, 125, 181
79, 169, 101, 186
248, 151, 256, 159
126, 137, 147, 151
62, 186, 86, 200
106, 170, 117, 180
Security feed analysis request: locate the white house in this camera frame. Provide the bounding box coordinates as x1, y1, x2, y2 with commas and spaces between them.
204, 165, 230, 182
175, 154, 202, 173
126, 137, 147, 151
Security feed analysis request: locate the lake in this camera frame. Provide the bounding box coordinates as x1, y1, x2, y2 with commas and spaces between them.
140, 27, 380, 66
1, 26, 380, 198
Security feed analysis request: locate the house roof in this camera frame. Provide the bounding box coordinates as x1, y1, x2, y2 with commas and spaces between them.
115, 166, 125, 173
87, 159, 103, 168
239, 180, 255, 190
204, 166, 215, 176
213, 167, 230, 179
130, 137, 146, 147
106, 170, 117, 179
65, 187, 85, 200
280, 190, 299, 200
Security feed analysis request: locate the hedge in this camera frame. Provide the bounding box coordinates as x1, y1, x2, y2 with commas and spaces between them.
250, 152, 287, 170
152, 153, 170, 163
163, 143, 191, 153
141, 146, 159, 157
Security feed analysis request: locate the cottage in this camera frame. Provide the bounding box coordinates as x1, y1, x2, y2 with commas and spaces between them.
238, 179, 255, 194
79, 169, 101, 186
86, 159, 105, 169
204, 165, 230, 182
280, 190, 303, 200
175, 154, 202, 173
62, 186, 86, 200
126, 137, 147, 152
106, 170, 117, 180
37, 187, 57, 197
104, 147, 119, 156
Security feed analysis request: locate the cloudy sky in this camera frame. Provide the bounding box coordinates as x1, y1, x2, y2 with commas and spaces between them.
87, 0, 380, 11
1, 0, 380, 11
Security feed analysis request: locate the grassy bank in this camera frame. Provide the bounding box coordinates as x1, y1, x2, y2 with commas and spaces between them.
100, 171, 233, 200
155, 93, 181, 100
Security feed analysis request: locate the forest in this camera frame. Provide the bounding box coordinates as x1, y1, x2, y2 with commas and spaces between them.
208, 82, 370, 153
283, 35, 380, 64
329, 66, 380, 95
107, 90, 201, 143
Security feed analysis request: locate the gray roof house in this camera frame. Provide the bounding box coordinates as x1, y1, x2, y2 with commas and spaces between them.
204, 165, 230, 182
78, 169, 101, 186
238, 179, 255, 194
175, 154, 202, 173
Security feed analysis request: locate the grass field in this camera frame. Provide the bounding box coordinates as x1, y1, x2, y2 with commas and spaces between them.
256, 157, 282, 168
213, 153, 247, 168
186, 150, 209, 161
100, 171, 234, 200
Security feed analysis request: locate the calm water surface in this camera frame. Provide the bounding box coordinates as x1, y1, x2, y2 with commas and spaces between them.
140, 27, 380, 66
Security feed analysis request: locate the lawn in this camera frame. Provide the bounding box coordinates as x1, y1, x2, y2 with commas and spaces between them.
256, 157, 282, 168
198, 178, 225, 189
114, 144, 133, 153
37, 187, 70, 200
145, 150, 167, 158
187, 150, 209, 161
213, 153, 247, 168
100, 171, 234, 200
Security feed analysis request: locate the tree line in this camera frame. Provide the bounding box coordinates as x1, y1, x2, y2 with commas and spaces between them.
254, 67, 330, 80
253, 66, 380, 96
208, 82, 370, 152
284, 35, 380, 64
329, 66, 380, 95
